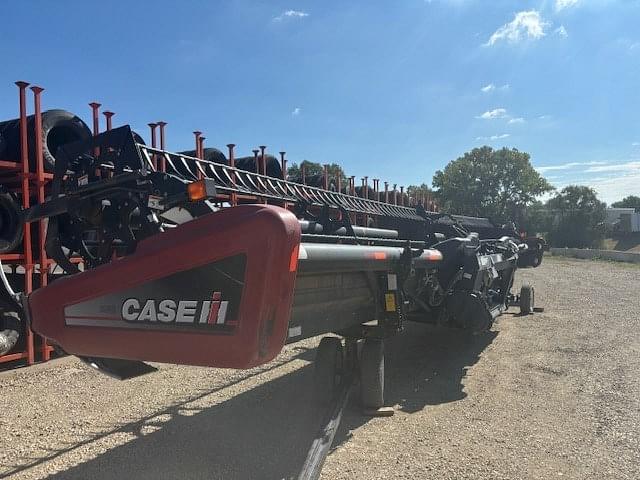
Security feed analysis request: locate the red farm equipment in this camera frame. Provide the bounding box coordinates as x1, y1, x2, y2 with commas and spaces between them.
0, 80, 542, 477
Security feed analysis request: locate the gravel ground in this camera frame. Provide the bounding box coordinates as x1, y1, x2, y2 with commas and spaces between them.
1, 256, 638, 480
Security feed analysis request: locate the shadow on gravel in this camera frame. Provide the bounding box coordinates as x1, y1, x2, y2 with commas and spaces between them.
29, 323, 495, 480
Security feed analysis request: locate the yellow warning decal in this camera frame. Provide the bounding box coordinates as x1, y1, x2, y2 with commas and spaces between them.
385, 293, 396, 312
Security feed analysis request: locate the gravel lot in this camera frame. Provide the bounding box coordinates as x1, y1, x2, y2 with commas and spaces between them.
1, 256, 638, 479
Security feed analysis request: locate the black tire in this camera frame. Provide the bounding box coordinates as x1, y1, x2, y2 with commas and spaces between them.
0, 310, 21, 356
132, 131, 146, 145
531, 252, 543, 267
234, 155, 284, 179
178, 147, 227, 164
313, 337, 344, 405
40, 110, 93, 172
179, 148, 229, 178
0, 187, 23, 253
360, 338, 385, 409
520, 284, 535, 315
0, 109, 92, 172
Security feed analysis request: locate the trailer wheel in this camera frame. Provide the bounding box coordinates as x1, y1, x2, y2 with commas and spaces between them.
531, 251, 543, 267
520, 284, 535, 315
360, 338, 384, 409
313, 337, 344, 405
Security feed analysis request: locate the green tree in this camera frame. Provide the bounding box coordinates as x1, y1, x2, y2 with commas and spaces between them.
287, 160, 322, 182
546, 185, 606, 248
518, 200, 552, 236
407, 184, 436, 207
611, 195, 640, 212
287, 160, 347, 188
432, 146, 553, 224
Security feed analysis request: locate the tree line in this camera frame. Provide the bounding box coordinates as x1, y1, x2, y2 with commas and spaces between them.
288, 147, 637, 249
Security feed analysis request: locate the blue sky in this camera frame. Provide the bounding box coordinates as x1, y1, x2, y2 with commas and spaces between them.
1, 0, 638, 203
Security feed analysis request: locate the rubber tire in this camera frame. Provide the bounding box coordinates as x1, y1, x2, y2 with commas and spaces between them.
520, 284, 535, 315
0, 310, 21, 356
531, 251, 543, 267
0, 187, 23, 253
360, 338, 385, 409
313, 337, 344, 406
36, 110, 92, 172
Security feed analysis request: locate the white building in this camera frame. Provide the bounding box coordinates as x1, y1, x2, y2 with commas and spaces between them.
606, 208, 640, 233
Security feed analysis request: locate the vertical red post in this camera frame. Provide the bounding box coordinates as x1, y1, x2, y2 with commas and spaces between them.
301, 163, 306, 185
337, 173, 342, 194
259, 146, 267, 176
198, 137, 205, 179
349, 176, 356, 225
323, 164, 329, 190
89, 102, 101, 136
30, 87, 46, 277
157, 121, 167, 172
252, 149, 260, 172
279, 152, 287, 180
149, 123, 158, 169
103, 111, 114, 131
89, 102, 101, 158
193, 131, 202, 158
363, 176, 369, 225
227, 144, 237, 206
259, 146, 267, 203
16, 81, 34, 365
393, 184, 398, 205
31, 85, 51, 361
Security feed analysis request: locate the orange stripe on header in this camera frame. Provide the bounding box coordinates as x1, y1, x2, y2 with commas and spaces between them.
289, 244, 300, 272
373, 251, 386, 260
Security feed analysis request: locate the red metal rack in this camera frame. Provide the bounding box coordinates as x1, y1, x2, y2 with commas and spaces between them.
0, 81, 53, 366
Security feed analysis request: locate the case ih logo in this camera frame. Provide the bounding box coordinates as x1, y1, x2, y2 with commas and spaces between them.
121, 292, 229, 325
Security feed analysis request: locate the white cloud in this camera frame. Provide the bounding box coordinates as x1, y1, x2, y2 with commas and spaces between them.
273, 10, 309, 22
585, 161, 640, 173
555, 25, 568, 38
477, 108, 508, 119
484, 11, 548, 46
555, 0, 580, 12
565, 171, 640, 204
535, 161, 608, 173
535, 157, 639, 204
481, 83, 509, 93
291, 107, 301, 116
632, 142, 640, 146
476, 133, 510, 141
508, 117, 525, 124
